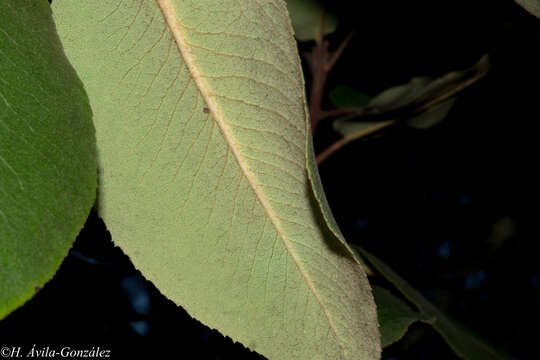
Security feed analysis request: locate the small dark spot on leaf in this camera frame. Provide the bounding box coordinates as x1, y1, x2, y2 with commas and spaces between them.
34, 286, 41, 294
203, 107, 209, 114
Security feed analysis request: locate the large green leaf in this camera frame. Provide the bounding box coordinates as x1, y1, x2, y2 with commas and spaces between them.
285, 0, 338, 41
0, 0, 96, 319
356, 247, 511, 360
514, 0, 540, 17
52, 1, 380, 359
371, 286, 433, 348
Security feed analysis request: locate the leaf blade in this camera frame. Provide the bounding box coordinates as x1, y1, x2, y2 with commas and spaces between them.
0, 0, 96, 319
52, 1, 380, 359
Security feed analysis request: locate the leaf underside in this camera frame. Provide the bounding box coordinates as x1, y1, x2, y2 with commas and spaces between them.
52, 1, 379, 359
0, 0, 96, 319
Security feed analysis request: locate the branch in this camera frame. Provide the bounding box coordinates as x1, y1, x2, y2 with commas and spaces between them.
326, 31, 355, 72
306, 30, 356, 134
316, 120, 396, 164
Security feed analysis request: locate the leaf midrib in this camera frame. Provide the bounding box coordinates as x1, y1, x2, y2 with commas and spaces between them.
156, 0, 344, 352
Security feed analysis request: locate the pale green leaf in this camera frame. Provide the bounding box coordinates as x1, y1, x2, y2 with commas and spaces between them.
285, 0, 338, 41
52, 1, 380, 359
406, 98, 455, 129
356, 247, 511, 360
514, 0, 540, 17
371, 286, 433, 348
368, 77, 432, 109
333, 118, 389, 140
0, 0, 96, 319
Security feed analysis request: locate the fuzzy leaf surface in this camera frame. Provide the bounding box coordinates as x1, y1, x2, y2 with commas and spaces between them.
52, 1, 380, 359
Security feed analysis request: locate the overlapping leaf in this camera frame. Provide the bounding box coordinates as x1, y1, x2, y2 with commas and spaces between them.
52, 1, 379, 359
0, 0, 96, 319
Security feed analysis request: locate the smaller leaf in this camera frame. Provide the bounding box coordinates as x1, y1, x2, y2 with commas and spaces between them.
329, 85, 389, 141
369, 77, 432, 109
325, 117, 394, 165
332, 77, 455, 137
319, 56, 488, 163
514, 0, 540, 18
285, 0, 338, 41
355, 246, 512, 360
333, 118, 387, 140
330, 86, 372, 108
406, 98, 456, 129
372, 286, 433, 348
369, 77, 454, 129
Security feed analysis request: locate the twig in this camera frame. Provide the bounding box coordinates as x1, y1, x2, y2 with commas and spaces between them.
304, 19, 355, 134
319, 107, 364, 121
307, 40, 329, 133
315, 120, 396, 164
326, 31, 355, 72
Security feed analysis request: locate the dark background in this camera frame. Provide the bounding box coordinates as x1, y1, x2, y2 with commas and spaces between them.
1, 1, 538, 359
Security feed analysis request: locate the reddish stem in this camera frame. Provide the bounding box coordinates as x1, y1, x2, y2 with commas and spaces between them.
306, 26, 355, 134
308, 40, 330, 134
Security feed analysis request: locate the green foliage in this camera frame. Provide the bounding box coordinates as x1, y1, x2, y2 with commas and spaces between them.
333, 118, 390, 141
327, 56, 488, 150
0, 0, 96, 319
356, 247, 511, 360
332, 78, 456, 140
0, 1, 521, 359
367, 77, 456, 129
372, 286, 433, 348
51, 1, 379, 359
